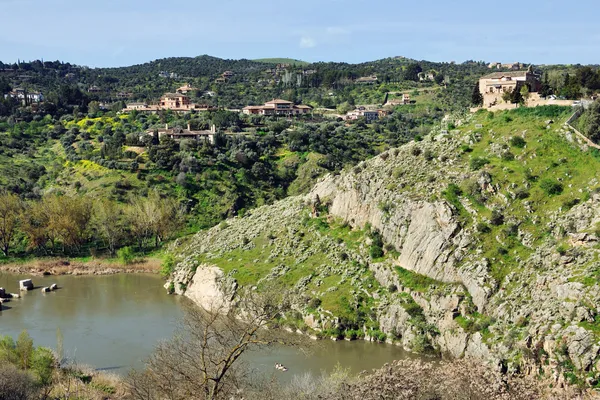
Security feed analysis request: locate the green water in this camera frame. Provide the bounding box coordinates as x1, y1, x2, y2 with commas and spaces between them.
0, 272, 416, 379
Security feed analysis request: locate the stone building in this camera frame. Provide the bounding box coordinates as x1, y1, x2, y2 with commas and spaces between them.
242, 99, 312, 116
479, 70, 541, 108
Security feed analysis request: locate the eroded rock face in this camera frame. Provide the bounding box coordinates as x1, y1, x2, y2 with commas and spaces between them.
168, 128, 600, 381
184, 265, 236, 313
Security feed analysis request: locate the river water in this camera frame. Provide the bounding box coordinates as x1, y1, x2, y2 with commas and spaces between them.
0, 272, 415, 380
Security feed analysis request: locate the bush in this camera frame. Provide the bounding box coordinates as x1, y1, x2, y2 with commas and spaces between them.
501, 151, 515, 161
539, 179, 563, 195
490, 210, 504, 226
117, 246, 135, 265
470, 157, 489, 170
477, 222, 491, 233
160, 255, 175, 277
0, 364, 38, 400
510, 136, 526, 148
411, 147, 422, 156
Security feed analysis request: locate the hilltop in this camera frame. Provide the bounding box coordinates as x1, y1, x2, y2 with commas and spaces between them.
167, 105, 600, 386
253, 58, 310, 66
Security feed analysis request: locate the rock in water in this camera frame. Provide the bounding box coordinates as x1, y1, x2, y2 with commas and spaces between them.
19, 279, 34, 291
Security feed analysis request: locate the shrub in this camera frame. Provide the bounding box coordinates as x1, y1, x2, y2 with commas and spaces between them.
501, 151, 515, 161
515, 188, 530, 199
411, 147, 422, 156
470, 157, 489, 170
423, 150, 435, 161
557, 244, 568, 256
539, 179, 563, 195
510, 136, 526, 148
490, 210, 504, 226
160, 255, 175, 278
388, 284, 398, 293
117, 246, 135, 265
477, 222, 491, 233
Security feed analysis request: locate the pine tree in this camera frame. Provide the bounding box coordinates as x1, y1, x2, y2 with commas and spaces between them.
471, 82, 483, 106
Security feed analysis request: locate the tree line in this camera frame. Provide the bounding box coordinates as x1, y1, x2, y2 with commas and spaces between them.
0, 191, 184, 258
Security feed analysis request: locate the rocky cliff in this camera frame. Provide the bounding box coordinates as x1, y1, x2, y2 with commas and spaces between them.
167, 106, 600, 386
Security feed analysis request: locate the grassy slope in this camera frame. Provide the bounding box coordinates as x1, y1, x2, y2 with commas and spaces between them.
451, 106, 599, 285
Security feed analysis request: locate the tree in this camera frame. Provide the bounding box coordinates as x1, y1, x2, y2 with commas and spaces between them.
471, 82, 483, 106
403, 63, 422, 81
15, 331, 33, 370
126, 289, 295, 400
519, 85, 530, 105
92, 199, 125, 255
0, 192, 24, 257
584, 100, 600, 143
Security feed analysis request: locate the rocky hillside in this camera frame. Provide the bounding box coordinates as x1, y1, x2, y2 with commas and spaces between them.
167, 105, 600, 387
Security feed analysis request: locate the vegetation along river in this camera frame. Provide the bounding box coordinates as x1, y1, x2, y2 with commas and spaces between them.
0, 272, 415, 380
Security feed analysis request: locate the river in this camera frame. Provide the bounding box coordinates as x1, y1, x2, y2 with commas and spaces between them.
0, 272, 416, 380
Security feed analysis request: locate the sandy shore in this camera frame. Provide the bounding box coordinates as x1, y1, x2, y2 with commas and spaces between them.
0, 258, 161, 276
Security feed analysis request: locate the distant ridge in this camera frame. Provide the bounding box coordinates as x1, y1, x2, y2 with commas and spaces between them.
253, 58, 309, 66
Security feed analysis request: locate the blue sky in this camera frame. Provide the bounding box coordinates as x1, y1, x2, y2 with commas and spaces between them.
1, 0, 599, 67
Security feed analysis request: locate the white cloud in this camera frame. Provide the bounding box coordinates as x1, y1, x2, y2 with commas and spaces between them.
299, 36, 317, 48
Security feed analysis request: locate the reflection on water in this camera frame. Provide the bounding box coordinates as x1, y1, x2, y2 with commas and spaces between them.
0, 272, 418, 379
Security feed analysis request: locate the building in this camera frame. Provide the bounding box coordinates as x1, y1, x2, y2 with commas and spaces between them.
88, 85, 102, 93
4, 88, 44, 104
146, 124, 216, 144
345, 107, 379, 123
123, 92, 216, 113
242, 99, 312, 116
176, 84, 198, 94
479, 69, 541, 108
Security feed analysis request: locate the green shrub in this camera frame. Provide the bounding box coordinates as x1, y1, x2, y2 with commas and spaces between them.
501, 151, 515, 161
540, 179, 563, 195
477, 222, 491, 233
117, 246, 135, 265
470, 157, 489, 170
510, 136, 526, 148
557, 244, 568, 256
160, 255, 175, 278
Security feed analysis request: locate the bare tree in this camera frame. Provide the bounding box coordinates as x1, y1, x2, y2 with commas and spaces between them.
92, 199, 125, 255
127, 290, 295, 400
0, 364, 38, 400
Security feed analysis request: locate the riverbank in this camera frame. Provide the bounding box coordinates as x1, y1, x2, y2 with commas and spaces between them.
0, 257, 162, 276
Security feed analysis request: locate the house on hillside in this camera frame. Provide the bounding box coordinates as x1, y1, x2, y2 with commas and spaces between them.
479, 69, 541, 108
176, 84, 198, 94
123, 92, 216, 113
345, 107, 379, 123
4, 88, 44, 104
242, 99, 312, 116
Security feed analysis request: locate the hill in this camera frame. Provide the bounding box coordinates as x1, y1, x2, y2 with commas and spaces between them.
167, 105, 600, 386
253, 58, 310, 66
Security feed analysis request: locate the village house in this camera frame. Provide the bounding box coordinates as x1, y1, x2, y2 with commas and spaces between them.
242, 99, 312, 116
176, 84, 198, 94
4, 88, 44, 104
479, 69, 541, 108
88, 85, 102, 93
123, 93, 216, 113
345, 107, 379, 123
145, 124, 217, 144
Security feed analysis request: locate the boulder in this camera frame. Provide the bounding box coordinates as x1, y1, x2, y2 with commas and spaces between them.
50, 284, 58, 291
41, 287, 51, 293
0, 287, 5, 298
19, 279, 33, 291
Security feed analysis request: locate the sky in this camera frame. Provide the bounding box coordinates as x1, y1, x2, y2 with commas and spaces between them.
1, 0, 599, 68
